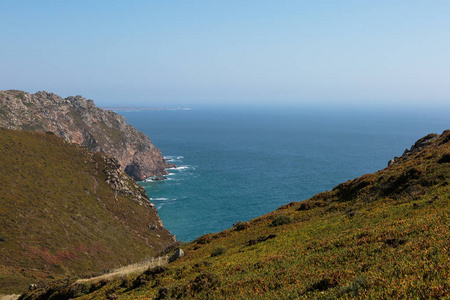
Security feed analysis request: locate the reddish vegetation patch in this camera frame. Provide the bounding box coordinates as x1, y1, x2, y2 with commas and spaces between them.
24, 242, 104, 266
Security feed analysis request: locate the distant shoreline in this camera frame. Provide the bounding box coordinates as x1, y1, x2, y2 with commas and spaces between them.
102, 107, 191, 112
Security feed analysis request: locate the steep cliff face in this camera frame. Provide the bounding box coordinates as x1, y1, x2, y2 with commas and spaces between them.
0, 90, 174, 180
0, 128, 174, 293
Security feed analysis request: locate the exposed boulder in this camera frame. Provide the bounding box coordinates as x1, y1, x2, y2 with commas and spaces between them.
169, 248, 185, 262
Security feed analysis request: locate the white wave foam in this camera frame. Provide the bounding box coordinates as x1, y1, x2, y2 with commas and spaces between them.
167, 165, 190, 171
164, 155, 184, 160
149, 198, 176, 201
144, 177, 168, 182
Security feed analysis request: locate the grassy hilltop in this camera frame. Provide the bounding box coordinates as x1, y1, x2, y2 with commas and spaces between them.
0, 129, 174, 294
19, 130, 450, 299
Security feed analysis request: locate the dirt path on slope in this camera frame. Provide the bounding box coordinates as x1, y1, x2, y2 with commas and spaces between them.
0, 295, 20, 300
76, 256, 169, 284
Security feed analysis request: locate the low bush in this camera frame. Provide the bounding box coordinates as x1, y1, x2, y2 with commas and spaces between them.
71, 283, 91, 298
211, 247, 227, 257
270, 215, 293, 227
337, 276, 368, 297
233, 221, 250, 231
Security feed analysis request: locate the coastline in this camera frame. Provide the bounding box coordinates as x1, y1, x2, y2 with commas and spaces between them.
102, 107, 191, 112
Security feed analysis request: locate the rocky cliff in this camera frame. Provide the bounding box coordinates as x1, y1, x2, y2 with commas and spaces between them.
0, 90, 174, 181
0, 128, 174, 293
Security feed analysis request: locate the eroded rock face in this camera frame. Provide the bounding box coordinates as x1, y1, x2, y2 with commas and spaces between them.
388, 131, 449, 167
0, 90, 174, 180
103, 156, 155, 206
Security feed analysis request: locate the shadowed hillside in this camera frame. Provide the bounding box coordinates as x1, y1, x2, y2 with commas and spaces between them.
21, 130, 450, 299
0, 129, 174, 294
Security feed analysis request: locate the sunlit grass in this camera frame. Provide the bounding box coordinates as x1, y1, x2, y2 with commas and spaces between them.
20, 130, 450, 299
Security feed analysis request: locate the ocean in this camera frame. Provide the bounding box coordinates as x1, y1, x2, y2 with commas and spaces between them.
118, 105, 449, 242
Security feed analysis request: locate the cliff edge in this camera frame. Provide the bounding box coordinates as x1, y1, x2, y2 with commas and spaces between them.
0, 90, 174, 181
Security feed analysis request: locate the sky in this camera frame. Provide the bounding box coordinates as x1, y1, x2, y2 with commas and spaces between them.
1, 0, 450, 108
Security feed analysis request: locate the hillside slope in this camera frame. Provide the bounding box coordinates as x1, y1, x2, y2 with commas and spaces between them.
0, 129, 174, 294
0, 90, 173, 180
22, 130, 450, 299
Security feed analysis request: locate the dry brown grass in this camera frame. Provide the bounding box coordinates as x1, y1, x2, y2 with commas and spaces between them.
0, 295, 20, 300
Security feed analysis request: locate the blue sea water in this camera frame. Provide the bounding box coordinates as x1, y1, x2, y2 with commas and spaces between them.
118, 105, 449, 242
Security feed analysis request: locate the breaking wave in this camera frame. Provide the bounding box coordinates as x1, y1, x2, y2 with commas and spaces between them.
149, 198, 176, 201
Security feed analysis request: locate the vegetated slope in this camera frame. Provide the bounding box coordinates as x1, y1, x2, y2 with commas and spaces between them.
0, 90, 174, 181
23, 130, 450, 299
0, 129, 174, 294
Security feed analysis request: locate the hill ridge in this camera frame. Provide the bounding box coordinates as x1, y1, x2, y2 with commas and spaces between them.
0, 89, 173, 181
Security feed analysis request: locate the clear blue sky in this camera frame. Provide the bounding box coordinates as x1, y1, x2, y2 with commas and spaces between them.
1, 0, 449, 108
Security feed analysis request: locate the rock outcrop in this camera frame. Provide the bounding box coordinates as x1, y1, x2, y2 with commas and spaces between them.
169, 248, 185, 262
388, 132, 443, 167
0, 90, 174, 180
102, 156, 155, 206
402, 133, 440, 157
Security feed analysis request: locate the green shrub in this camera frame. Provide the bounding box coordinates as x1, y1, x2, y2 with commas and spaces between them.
191, 272, 220, 292
195, 235, 212, 245
270, 215, 293, 227
338, 275, 368, 297
71, 283, 91, 298
233, 221, 249, 231
211, 247, 227, 257
306, 278, 337, 292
